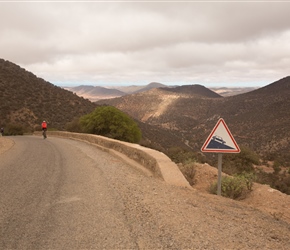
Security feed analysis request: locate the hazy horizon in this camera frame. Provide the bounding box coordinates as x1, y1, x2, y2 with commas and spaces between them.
59, 81, 261, 89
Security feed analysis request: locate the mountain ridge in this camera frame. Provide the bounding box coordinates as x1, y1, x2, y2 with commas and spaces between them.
160, 84, 222, 98
65, 83, 256, 102
97, 76, 290, 165
0, 59, 97, 130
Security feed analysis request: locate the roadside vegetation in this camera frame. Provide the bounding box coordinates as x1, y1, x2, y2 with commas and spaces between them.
209, 172, 256, 200
167, 146, 290, 198
1, 123, 24, 135
66, 106, 142, 143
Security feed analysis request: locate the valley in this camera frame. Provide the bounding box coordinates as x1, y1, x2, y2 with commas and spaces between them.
1, 58, 289, 195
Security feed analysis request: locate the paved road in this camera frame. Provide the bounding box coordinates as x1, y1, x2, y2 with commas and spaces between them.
0, 136, 152, 249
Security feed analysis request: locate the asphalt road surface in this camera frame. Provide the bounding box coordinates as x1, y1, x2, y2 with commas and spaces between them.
0, 136, 159, 249
1, 136, 201, 250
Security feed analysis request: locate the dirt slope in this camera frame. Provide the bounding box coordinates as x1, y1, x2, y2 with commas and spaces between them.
194, 163, 290, 225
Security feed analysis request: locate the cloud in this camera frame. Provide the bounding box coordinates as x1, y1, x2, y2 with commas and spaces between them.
1, 2, 290, 87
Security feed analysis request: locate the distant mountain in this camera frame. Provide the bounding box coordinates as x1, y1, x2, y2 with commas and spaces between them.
160, 84, 222, 98
0, 59, 97, 130
97, 85, 222, 122
209, 87, 258, 97
66, 83, 255, 102
97, 76, 290, 165
65, 82, 168, 101
66, 85, 126, 102
111, 85, 146, 94
132, 82, 168, 94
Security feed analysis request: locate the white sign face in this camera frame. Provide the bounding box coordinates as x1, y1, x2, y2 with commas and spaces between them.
201, 118, 240, 153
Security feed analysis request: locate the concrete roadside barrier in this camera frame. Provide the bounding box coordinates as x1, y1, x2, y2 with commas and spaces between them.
34, 131, 191, 188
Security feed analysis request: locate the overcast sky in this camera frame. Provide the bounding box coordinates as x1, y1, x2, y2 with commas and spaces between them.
1, 1, 290, 88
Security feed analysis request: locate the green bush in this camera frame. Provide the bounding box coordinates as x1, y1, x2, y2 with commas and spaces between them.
65, 118, 82, 133
222, 146, 260, 175
166, 147, 206, 165
236, 172, 256, 191
271, 174, 290, 195
272, 176, 290, 195
139, 138, 165, 152
273, 166, 281, 175
5, 123, 24, 135
79, 106, 142, 143
272, 160, 282, 175
209, 173, 254, 200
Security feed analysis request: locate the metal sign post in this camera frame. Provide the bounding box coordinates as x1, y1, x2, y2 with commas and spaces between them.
217, 153, 223, 196
201, 118, 240, 196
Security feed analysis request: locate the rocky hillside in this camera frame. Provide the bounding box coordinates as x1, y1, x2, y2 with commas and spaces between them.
97, 77, 290, 165
0, 59, 97, 131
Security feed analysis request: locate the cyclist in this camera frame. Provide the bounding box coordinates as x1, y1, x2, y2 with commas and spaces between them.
41, 121, 47, 139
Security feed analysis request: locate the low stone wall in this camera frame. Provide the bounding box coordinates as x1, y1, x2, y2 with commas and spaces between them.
35, 131, 191, 188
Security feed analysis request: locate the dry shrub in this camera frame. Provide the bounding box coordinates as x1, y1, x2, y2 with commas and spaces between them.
178, 161, 197, 186
209, 173, 255, 200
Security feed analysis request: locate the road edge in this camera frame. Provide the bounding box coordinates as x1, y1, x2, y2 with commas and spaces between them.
34, 131, 191, 189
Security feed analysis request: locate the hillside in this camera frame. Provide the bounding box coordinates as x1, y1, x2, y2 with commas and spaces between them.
132, 82, 168, 94
97, 86, 221, 121
65, 82, 168, 101
66, 85, 126, 102
97, 86, 222, 156
97, 77, 290, 165
210, 86, 257, 96
0, 59, 97, 131
66, 83, 254, 102
205, 77, 290, 162
160, 84, 222, 98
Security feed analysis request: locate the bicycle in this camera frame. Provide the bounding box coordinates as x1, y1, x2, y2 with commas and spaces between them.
42, 129, 47, 139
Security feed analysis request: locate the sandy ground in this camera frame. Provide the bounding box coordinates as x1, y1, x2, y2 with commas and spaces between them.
0, 137, 14, 155
194, 163, 290, 225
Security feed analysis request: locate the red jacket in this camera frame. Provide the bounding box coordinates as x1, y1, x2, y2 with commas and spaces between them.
42, 122, 47, 129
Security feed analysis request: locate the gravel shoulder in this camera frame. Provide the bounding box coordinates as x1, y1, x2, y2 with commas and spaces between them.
0, 137, 14, 155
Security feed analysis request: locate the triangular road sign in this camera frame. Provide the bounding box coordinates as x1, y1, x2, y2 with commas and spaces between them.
201, 118, 240, 153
